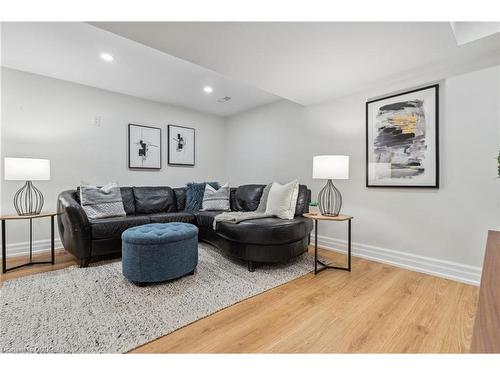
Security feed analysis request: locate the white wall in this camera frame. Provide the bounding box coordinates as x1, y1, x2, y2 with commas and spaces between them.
226, 65, 500, 284
2, 64, 499, 285
1, 68, 226, 248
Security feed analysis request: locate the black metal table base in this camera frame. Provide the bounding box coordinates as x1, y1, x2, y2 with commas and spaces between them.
316, 259, 350, 273
2, 216, 55, 273
313, 218, 351, 275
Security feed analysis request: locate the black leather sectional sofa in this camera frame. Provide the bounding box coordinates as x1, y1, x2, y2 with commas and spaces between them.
57, 184, 313, 271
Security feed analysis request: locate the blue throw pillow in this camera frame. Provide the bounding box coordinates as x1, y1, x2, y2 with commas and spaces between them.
185, 182, 219, 211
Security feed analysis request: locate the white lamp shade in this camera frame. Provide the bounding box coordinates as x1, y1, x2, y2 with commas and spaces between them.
4, 158, 51, 181
312, 155, 349, 180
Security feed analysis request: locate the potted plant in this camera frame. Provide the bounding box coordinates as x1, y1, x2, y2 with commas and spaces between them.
309, 200, 319, 214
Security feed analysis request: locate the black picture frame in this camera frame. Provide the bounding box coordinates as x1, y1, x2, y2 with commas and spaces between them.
168, 124, 196, 166
365, 84, 439, 188
128, 123, 162, 170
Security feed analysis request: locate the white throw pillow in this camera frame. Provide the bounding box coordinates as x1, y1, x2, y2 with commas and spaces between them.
265, 180, 299, 219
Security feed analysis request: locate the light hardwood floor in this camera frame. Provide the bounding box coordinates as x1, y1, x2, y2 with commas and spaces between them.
0, 247, 478, 353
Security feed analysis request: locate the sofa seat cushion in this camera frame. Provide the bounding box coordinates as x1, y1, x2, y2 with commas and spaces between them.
195, 211, 224, 228
216, 217, 313, 245
90, 215, 150, 239
149, 212, 196, 224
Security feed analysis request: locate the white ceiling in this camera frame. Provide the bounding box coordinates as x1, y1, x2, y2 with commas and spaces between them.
2, 22, 499, 117
450, 22, 500, 45
0, 22, 279, 116
93, 22, 500, 105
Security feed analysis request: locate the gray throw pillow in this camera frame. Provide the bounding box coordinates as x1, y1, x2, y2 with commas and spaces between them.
79, 182, 126, 219
201, 184, 230, 211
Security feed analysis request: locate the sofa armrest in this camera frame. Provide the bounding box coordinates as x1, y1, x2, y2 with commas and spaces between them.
57, 190, 92, 260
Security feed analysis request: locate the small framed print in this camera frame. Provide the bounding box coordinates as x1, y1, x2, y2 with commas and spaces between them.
168, 124, 195, 166
366, 84, 439, 188
128, 123, 161, 169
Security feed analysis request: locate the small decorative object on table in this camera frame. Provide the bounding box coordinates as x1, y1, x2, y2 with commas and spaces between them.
4, 157, 51, 216
309, 201, 319, 214
312, 155, 349, 216
303, 212, 353, 274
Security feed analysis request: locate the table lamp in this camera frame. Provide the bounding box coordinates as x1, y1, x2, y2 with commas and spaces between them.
4, 157, 51, 216
312, 155, 349, 216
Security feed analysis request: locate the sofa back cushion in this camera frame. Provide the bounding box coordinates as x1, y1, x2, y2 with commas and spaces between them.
229, 188, 237, 211
233, 184, 265, 212
75, 184, 310, 215
295, 185, 310, 215
133, 186, 176, 214
173, 187, 187, 211
120, 187, 136, 215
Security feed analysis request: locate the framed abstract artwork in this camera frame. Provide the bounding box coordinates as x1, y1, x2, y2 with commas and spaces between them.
168, 124, 195, 166
366, 84, 439, 188
128, 123, 161, 169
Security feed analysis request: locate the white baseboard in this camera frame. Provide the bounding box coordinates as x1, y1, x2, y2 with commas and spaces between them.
2, 234, 482, 285
317, 235, 482, 286
1, 238, 64, 259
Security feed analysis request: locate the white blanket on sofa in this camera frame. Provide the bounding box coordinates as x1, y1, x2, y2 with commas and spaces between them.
213, 182, 274, 230
212, 211, 273, 230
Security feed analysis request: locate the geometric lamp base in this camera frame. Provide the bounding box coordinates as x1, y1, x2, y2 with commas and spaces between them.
13, 180, 44, 216
318, 179, 342, 216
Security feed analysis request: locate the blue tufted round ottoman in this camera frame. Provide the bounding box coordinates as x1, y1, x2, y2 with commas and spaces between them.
121, 223, 198, 286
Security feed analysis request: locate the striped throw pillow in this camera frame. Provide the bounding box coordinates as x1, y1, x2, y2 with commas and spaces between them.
79, 182, 126, 219
201, 183, 230, 211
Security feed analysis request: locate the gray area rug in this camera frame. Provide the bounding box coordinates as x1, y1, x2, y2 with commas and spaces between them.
0, 243, 313, 353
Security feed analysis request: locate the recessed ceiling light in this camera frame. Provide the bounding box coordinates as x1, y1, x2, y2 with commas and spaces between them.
203, 86, 213, 94
100, 53, 114, 62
